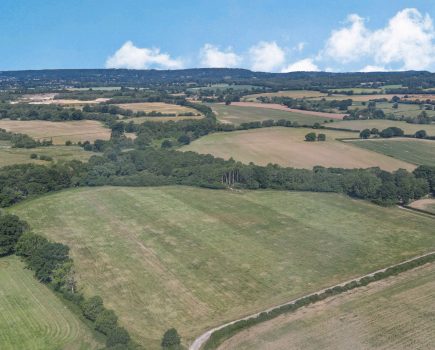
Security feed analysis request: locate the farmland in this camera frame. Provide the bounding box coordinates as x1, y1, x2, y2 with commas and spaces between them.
0, 255, 102, 350
211, 103, 332, 125
409, 198, 435, 214
243, 90, 328, 101
183, 127, 415, 171
347, 138, 435, 166
122, 114, 203, 123
0, 120, 111, 144
10, 186, 435, 348
219, 261, 435, 350
115, 102, 201, 115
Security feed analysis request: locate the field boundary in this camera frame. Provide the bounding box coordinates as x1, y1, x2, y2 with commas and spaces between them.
190, 250, 435, 350
400, 205, 435, 217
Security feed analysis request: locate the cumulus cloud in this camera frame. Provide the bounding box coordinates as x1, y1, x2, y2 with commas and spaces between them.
106, 41, 183, 69
323, 8, 435, 70
282, 58, 319, 72
360, 65, 387, 72
249, 41, 285, 71
199, 44, 242, 68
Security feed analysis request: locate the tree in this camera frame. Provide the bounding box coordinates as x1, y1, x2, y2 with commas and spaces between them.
317, 133, 326, 141
81, 296, 104, 321
95, 309, 118, 335
0, 213, 28, 256
106, 327, 130, 347
370, 128, 379, 135
305, 132, 316, 142
65, 140, 72, 146
161, 328, 181, 349
161, 140, 172, 149
415, 130, 427, 139
177, 134, 191, 145
380, 127, 404, 138
359, 129, 371, 139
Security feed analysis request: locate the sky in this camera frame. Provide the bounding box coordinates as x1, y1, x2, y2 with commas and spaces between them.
0, 0, 434, 72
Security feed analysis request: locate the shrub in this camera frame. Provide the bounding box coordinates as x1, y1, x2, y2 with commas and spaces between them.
317, 133, 326, 141
305, 132, 316, 142
161, 328, 181, 348
359, 129, 371, 139
106, 327, 130, 347
415, 130, 427, 139
81, 296, 104, 321
65, 140, 72, 146
30, 153, 38, 159
95, 309, 118, 335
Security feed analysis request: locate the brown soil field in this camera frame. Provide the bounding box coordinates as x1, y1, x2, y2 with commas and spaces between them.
115, 102, 201, 115
228, 102, 346, 119
182, 127, 415, 171
219, 262, 435, 350
0, 120, 110, 144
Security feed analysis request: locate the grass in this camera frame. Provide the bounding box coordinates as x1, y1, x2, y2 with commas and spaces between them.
0, 255, 102, 350
10, 186, 435, 348
182, 127, 415, 171
0, 120, 111, 145
243, 90, 328, 101
329, 119, 435, 136
409, 198, 435, 214
347, 138, 435, 166
219, 262, 435, 350
210, 103, 332, 126
122, 115, 203, 123
115, 102, 202, 115
0, 144, 95, 167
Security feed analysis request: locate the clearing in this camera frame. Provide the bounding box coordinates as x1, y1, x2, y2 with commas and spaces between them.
409, 198, 435, 214
115, 102, 201, 115
10, 186, 435, 348
219, 261, 435, 350
0, 255, 102, 350
347, 138, 435, 167
0, 120, 111, 144
182, 127, 415, 171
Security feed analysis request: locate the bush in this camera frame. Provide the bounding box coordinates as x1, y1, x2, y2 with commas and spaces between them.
161, 140, 173, 149
39, 155, 53, 161
81, 296, 104, 321
415, 130, 427, 139
95, 309, 118, 335
161, 328, 181, 348
317, 133, 326, 141
305, 132, 316, 142
0, 213, 28, 256
65, 140, 72, 146
30, 153, 38, 159
359, 129, 371, 139
177, 134, 191, 145
106, 327, 130, 347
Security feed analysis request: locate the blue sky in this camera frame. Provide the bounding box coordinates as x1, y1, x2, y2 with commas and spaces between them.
0, 0, 434, 72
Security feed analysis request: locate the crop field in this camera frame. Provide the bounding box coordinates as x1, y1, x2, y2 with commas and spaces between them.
243, 90, 328, 101
211, 103, 332, 125
347, 138, 435, 166
409, 198, 435, 214
0, 144, 95, 167
0, 120, 111, 144
183, 127, 414, 171
122, 115, 203, 123
115, 102, 201, 115
0, 256, 101, 350
10, 186, 435, 348
329, 119, 435, 136
219, 261, 435, 350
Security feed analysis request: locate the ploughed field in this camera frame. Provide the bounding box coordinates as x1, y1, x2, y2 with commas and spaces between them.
0, 256, 102, 350
10, 186, 435, 348
219, 261, 435, 350
182, 127, 415, 171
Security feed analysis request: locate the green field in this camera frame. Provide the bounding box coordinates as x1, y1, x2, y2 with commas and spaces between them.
0, 144, 95, 167
0, 256, 101, 350
220, 262, 435, 350
211, 103, 330, 125
9, 186, 435, 348
329, 119, 435, 136
347, 138, 435, 166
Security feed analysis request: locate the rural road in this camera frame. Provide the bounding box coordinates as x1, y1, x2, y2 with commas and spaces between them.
189, 250, 435, 350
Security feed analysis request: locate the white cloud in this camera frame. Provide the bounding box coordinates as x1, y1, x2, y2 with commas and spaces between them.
249, 41, 285, 71
106, 41, 183, 69
295, 42, 305, 52
199, 44, 242, 68
323, 8, 435, 70
282, 58, 319, 72
360, 65, 387, 72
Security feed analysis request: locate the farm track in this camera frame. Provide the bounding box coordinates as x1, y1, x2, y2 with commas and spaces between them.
189, 250, 435, 350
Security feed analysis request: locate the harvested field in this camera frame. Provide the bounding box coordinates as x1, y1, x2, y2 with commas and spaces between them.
122, 115, 203, 123
115, 102, 201, 115
243, 90, 328, 101
183, 127, 415, 171
10, 187, 435, 348
409, 198, 435, 214
0, 120, 110, 144
0, 255, 102, 350
228, 102, 345, 119
211, 104, 330, 126
219, 262, 435, 350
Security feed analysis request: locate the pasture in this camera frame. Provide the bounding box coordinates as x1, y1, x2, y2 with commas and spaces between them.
219, 262, 435, 350
211, 103, 331, 125
329, 119, 435, 136
0, 256, 101, 350
0, 145, 95, 167
122, 115, 203, 123
10, 186, 435, 348
182, 127, 414, 171
115, 102, 201, 115
0, 120, 111, 144
243, 90, 328, 101
347, 138, 435, 166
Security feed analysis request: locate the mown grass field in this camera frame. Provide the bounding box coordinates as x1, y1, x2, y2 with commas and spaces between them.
122, 115, 203, 123
243, 90, 328, 101
116, 102, 201, 115
347, 138, 435, 166
0, 120, 111, 144
329, 119, 435, 136
0, 144, 95, 167
0, 256, 102, 350
211, 103, 335, 125
10, 186, 435, 348
409, 198, 435, 214
219, 261, 435, 350
182, 127, 414, 171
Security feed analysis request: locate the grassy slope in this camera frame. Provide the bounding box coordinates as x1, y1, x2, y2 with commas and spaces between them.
211, 104, 330, 125
219, 262, 435, 350
0, 256, 102, 350
182, 127, 414, 171
10, 187, 435, 348
347, 138, 435, 166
